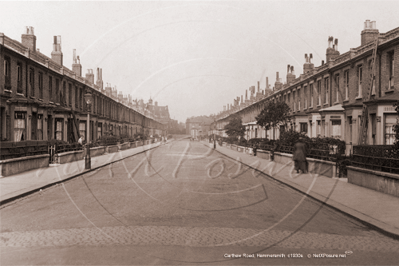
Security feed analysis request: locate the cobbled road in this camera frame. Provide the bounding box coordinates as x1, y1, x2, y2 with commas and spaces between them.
1, 139, 399, 265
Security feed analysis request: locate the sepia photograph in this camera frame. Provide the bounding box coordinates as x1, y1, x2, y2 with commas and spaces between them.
1, 1, 399, 265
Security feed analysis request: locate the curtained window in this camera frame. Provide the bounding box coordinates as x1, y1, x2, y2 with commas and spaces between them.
385, 115, 397, 145
79, 122, 86, 141
97, 123, 102, 139
55, 119, 63, 140
331, 120, 341, 138
14, 112, 26, 142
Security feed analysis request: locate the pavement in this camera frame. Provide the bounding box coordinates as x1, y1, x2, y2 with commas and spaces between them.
0, 140, 165, 205
201, 141, 399, 239
1, 137, 399, 241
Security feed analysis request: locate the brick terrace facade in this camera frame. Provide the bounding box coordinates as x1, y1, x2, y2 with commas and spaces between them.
213, 21, 399, 155
0, 27, 167, 143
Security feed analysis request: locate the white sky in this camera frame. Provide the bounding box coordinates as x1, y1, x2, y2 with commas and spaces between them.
1, 1, 399, 123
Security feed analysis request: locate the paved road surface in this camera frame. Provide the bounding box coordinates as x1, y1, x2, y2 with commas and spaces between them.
1, 139, 398, 265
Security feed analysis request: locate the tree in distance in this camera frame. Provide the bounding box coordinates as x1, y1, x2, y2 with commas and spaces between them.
256, 100, 291, 139
224, 114, 246, 141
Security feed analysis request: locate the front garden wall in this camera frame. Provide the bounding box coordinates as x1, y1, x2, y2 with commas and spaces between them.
347, 166, 399, 197
0, 154, 50, 177
273, 152, 336, 178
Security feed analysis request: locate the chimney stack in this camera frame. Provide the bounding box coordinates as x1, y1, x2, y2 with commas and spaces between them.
361, 20, 379, 46
266, 77, 269, 90
51, 35, 63, 66
72, 49, 82, 77
85, 69, 94, 84
326, 36, 340, 62
96, 68, 103, 90
21, 26, 36, 52
118, 90, 123, 102
105, 83, 112, 97
286, 64, 296, 84
275, 72, 282, 91
250, 86, 255, 98
257, 81, 260, 92
303, 53, 314, 74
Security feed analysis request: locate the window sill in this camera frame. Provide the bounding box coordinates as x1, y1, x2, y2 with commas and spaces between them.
309, 106, 313, 110
316, 105, 321, 108
333, 101, 340, 105
385, 89, 395, 94
4, 89, 11, 93
343, 99, 349, 103
355, 96, 362, 100
323, 103, 329, 106
16, 93, 24, 96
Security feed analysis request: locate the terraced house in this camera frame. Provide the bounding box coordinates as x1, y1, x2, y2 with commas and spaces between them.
0, 27, 167, 144
213, 20, 399, 155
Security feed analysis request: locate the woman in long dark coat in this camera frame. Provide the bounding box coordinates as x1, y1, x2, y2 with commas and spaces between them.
292, 137, 308, 173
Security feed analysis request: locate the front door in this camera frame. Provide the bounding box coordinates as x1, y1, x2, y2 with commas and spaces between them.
31, 112, 37, 140
47, 115, 53, 140
67, 118, 74, 143
371, 114, 376, 145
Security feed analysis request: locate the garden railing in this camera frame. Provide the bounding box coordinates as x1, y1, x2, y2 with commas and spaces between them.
350, 145, 399, 174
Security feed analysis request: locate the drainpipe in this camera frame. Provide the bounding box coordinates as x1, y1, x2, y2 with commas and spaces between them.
378, 51, 381, 97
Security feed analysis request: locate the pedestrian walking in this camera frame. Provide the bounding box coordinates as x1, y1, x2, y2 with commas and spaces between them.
292, 137, 308, 173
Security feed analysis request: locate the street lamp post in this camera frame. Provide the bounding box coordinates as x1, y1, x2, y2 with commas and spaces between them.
84, 92, 93, 170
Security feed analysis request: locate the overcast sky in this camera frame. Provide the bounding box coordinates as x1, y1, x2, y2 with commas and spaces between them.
1, 1, 399, 123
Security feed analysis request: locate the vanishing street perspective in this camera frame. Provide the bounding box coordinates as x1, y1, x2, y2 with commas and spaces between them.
1, 2, 399, 265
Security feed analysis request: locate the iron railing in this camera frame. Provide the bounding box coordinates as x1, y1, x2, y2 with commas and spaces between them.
350, 145, 399, 174
55, 143, 82, 154
350, 154, 399, 174
353, 145, 399, 158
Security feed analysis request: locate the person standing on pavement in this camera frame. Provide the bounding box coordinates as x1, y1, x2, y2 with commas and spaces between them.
78, 135, 83, 146
78, 135, 86, 159
292, 137, 308, 173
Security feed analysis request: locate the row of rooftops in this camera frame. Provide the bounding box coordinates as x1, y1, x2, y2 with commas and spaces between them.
0, 26, 170, 123
214, 20, 399, 121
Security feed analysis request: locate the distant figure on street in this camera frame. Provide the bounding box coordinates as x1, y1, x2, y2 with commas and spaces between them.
292, 137, 308, 174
